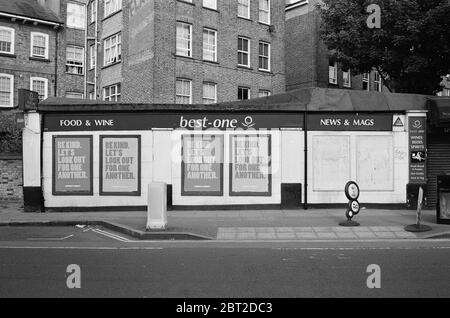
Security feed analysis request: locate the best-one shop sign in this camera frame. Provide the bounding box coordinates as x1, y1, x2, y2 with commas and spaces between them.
44, 113, 304, 131
44, 113, 396, 131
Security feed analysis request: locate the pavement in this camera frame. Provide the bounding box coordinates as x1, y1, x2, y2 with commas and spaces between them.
1, 200, 450, 241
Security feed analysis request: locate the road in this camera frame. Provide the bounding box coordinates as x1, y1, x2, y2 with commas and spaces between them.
0, 226, 449, 298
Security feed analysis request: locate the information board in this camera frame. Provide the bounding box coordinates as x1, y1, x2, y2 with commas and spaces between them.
182, 135, 223, 196
53, 135, 93, 195
230, 135, 272, 196
409, 117, 427, 184
100, 136, 141, 196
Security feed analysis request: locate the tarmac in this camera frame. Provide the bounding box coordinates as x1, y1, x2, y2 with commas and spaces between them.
1, 200, 450, 241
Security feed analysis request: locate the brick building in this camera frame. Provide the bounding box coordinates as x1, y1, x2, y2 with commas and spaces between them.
0, 0, 87, 107
85, 0, 286, 104
285, 0, 387, 92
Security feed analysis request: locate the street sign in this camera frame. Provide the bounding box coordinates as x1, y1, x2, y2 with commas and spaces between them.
18, 89, 39, 110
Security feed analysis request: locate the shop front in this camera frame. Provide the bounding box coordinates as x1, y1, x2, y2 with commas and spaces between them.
23, 108, 305, 211
21, 88, 431, 212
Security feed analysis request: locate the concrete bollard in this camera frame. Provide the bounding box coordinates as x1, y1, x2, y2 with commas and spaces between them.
146, 182, 168, 231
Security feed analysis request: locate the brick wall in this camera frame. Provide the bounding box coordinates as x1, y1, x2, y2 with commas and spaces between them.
0, 155, 23, 201
119, 0, 286, 104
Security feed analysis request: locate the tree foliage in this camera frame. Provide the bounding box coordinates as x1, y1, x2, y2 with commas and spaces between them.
318, 0, 450, 95
0, 111, 22, 154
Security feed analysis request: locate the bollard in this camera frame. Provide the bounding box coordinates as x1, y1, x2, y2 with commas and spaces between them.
405, 186, 432, 233
146, 182, 168, 231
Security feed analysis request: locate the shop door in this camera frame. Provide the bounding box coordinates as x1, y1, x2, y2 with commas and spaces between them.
426, 135, 450, 208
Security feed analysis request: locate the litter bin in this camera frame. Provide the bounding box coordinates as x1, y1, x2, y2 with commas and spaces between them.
146, 182, 168, 230
437, 175, 450, 224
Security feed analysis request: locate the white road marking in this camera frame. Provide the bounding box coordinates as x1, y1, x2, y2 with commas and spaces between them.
0, 246, 163, 250
92, 228, 132, 242
27, 235, 74, 241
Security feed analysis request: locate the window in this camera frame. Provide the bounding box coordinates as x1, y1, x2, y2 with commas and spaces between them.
65, 92, 83, 99
89, 45, 96, 69
66, 46, 84, 75
203, 0, 217, 10
103, 83, 121, 102
176, 22, 192, 57
374, 71, 382, 92
259, 0, 270, 24
238, 0, 250, 19
89, 91, 96, 100
31, 32, 49, 59
328, 61, 337, 84
176, 79, 192, 104
0, 27, 14, 55
258, 41, 270, 71
238, 87, 250, 100
104, 0, 122, 17
67, 2, 86, 29
203, 82, 217, 104
103, 33, 121, 66
258, 90, 271, 98
0, 74, 13, 107
343, 69, 351, 88
362, 72, 370, 91
203, 28, 217, 62
30, 77, 48, 101
238, 37, 250, 67
90, 0, 97, 23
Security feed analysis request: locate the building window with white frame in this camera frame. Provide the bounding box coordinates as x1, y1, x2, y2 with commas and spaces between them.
238, 0, 250, 19
89, 44, 96, 69
238, 87, 250, 100
0, 27, 15, 55
0, 74, 14, 107
30, 32, 49, 59
203, 0, 217, 10
66, 46, 84, 75
30, 77, 48, 101
238, 37, 250, 67
259, 0, 270, 25
66, 2, 86, 29
90, 0, 97, 23
103, 83, 121, 102
258, 90, 271, 98
65, 92, 83, 99
328, 61, 337, 84
104, 0, 122, 18
374, 71, 382, 92
176, 79, 192, 104
362, 72, 370, 91
343, 69, 351, 88
203, 82, 217, 104
203, 28, 217, 62
258, 41, 270, 71
103, 33, 121, 66
176, 22, 192, 58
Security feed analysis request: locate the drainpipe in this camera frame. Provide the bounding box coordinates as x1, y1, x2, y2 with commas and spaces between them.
54, 27, 58, 97
304, 110, 308, 210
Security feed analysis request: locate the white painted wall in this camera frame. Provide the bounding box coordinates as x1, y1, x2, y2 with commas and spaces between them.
23, 112, 41, 187
307, 131, 409, 204
281, 129, 305, 202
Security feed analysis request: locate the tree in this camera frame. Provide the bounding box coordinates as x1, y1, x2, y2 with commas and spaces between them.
318, 0, 450, 95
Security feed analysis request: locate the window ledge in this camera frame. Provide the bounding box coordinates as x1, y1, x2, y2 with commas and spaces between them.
175, 54, 194, 60
238, 16, 252, 22
29, 56, 50, 62
237, 65, 253, 71
65, 72, 85, 77
202, 59, 219, 65
258, 69, 272, 74
177, 0, 195, 6
203, 7, 219, 13
0, 52, 16, 58
102, 9, 122, 22
101, 61, 122, 70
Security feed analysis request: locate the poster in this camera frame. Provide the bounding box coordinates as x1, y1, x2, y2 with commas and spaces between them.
53, 136, 92, 195
230, 135, 271, 196
100, 136, 141, 195
409, 117, 427, 184
182, 135, 223, 196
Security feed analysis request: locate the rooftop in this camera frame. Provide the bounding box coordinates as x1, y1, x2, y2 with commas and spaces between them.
0, 0, 61, 24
